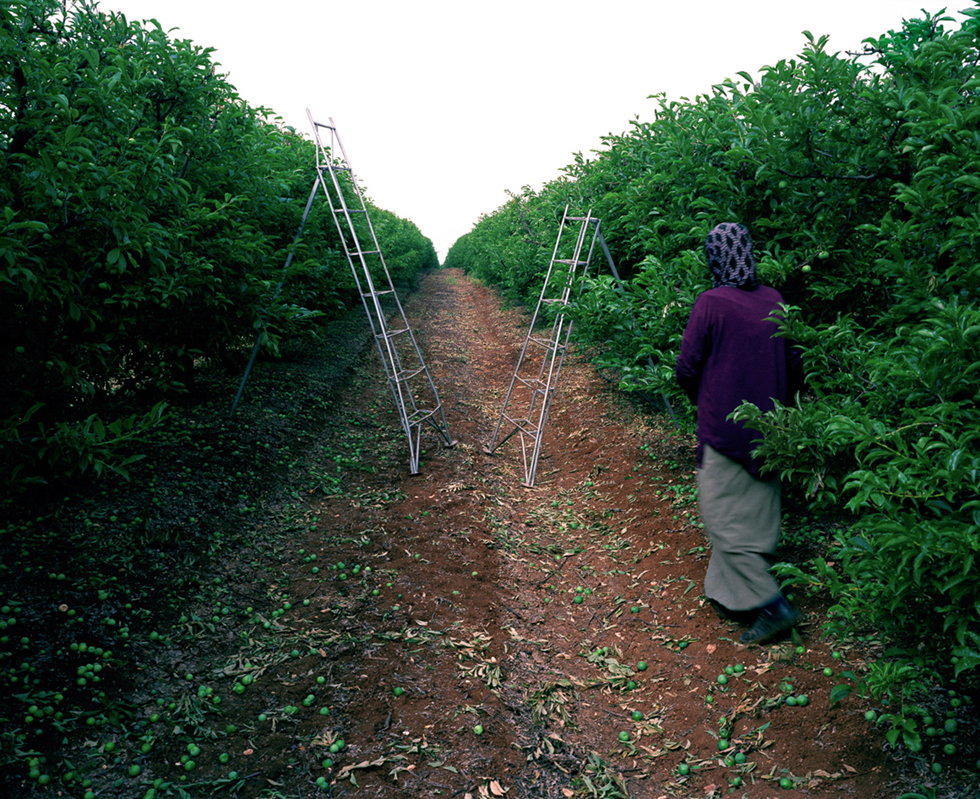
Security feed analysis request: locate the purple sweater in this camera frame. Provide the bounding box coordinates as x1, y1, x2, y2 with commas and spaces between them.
675, 285, 803, 474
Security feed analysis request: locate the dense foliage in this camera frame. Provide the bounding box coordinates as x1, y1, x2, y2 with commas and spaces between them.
447, 5, 980, 734
1, 0, 437, 489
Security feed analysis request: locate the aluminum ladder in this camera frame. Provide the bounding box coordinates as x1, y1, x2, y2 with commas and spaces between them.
483, 206, 600, 486
307, 111, 455, 473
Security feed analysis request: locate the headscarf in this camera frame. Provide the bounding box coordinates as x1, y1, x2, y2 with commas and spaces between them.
705, 222, 758, 289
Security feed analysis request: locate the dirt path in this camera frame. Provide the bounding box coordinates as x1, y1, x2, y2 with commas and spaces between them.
277, 268, 911, 798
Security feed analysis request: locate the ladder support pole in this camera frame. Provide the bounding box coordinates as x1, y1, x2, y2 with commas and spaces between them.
230, 178, 322, 418
595, 229, 679, 427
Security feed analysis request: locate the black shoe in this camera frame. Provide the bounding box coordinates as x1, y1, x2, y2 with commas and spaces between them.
708, 599, 757, 626
740, 598, 801, 645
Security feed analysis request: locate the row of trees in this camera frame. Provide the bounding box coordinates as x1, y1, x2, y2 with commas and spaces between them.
1, 0, 437, 490
446, 5, 980, 735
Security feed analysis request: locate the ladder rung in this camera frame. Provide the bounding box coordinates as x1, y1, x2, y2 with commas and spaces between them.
554, 259, 586, 266
380, 326, 409, 338
528, 336, 563, 351
566, 216, 597, 223
517, 375, 556, 394
515, 375, 546, 391
393, 366, 425, 382
502, 414, 538, 436
407, 407, 437, 425
357, 250, 381, 257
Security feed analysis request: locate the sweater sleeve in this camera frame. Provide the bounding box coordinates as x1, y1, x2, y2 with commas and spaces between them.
675, 297, 708, 405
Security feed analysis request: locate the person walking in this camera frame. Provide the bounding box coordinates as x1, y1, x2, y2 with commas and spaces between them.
675, 222, 805, 644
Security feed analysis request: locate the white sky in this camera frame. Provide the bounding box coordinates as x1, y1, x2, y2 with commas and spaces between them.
101, 0, 969, 260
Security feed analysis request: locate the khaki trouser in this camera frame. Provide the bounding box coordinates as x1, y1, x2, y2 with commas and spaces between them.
698, 443, 782, 612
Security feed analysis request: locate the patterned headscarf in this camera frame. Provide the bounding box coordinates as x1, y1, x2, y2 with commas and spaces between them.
705, 222, 757, 289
